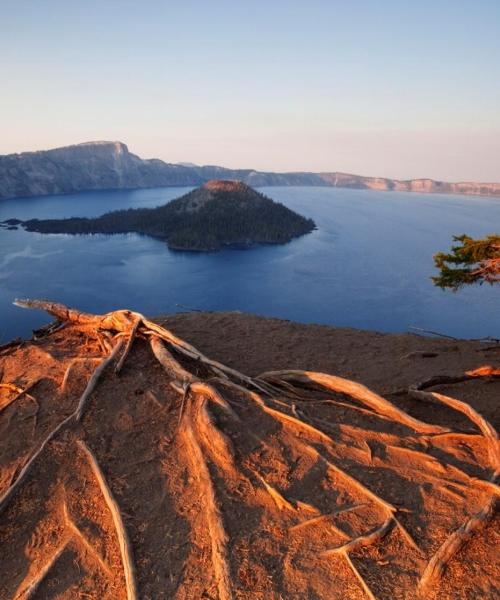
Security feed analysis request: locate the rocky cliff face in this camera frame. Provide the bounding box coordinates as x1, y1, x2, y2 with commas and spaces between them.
0, 141, 201, 199
1, 141, 499, 199
318, 172, 500, 196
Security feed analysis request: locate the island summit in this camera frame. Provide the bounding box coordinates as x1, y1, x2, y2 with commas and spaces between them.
19, 180, 316, 251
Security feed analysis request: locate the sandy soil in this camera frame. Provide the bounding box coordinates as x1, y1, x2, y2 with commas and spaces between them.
0, 309, 498, 599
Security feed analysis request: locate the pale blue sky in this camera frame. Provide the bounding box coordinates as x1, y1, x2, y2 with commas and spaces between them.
1, 0, 499, 180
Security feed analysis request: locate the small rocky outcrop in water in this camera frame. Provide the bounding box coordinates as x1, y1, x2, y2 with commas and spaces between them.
20, 180, 316, 251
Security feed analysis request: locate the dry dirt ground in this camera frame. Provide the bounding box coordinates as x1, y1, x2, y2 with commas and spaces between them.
0, 306, 498, 600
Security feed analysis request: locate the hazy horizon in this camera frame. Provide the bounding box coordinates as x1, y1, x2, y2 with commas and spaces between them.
1, 0, 499, 181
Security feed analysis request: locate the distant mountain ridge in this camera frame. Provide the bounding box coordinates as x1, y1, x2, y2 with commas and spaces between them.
1, 140, 499, 199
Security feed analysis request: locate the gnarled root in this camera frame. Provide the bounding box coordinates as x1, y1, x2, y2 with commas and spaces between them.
75, 340, 125, 421
417, 495, 498, 597
0, 414, 74, 515
410, 378, 500, 594
178, 403, 233, 600
259, 370, 447, 434
77, 440, 138, 600
9, 298, 500, 598
14, 541, 69, 599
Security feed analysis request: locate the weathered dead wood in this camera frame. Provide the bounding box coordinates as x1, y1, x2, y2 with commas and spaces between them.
259, 370, 447, 434
14, 299, 142, 333
321, 517, 393, 556
0, 381, 39, 415
75, 340, 124, 421
32, 319, 66, 340
77, 440, 138, 600
256, 474, 295, 511
344, 552, 379, 600
62, 498, 112, 576
15, 540, 68, 599
290, 504, 364, 532
215, 377, 398, 515
417, 495, 498, 596
9, 298, 500, 596
408, 326, 459, 340
409, 387, 499, 473
115, 318, 141, 374
466, 365, 500, 377
300, 441, 397, 515
179, 406, 232, 600
0, 413, 74, 515
410, 378, 500, 593
15, 298, 280, 397
150, 335, 197, 384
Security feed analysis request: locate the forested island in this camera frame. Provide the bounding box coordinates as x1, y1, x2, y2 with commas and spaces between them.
18, 180, 315, 251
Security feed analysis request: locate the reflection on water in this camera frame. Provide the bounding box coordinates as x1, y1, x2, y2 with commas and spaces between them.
1, 186, 499, 342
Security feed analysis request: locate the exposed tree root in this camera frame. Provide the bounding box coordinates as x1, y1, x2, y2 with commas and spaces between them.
290, 504, 366, 532
179, 404, 233, 600
259, 370, 447, 434
297, 438, 397, 515
256, 473, 295, 511
150, 335, 197, 384
417, 495, 498, 597
466, 365, 500, 377
6, 298, 499, 598
0, 381, 39, 415
393, 516, 423, 555
62, 497, 113, 577
410, 385, 499, 472
60, 357, 102, 392
344, 552, 379, 600
15, 540, 68, 599
322, 518, 393, 600
321, 517, 393, 556
0, 413, 74, 515
77, 440, 138, 600
410, 378, 500, 594
75, 340, 125, 421
115, 318, 141, 375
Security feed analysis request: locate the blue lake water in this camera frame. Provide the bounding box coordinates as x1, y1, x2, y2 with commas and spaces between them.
1, 186, 499, 343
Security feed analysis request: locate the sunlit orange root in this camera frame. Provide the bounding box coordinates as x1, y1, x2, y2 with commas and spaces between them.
75, 340, 125, 421
258, 370, 447, 434
0, 413, 74, 515
410, 380, 500, 595
62, 497, 112, 577
77, 440, 138, 600
178, 400, 233, 600
417, 496, 498, 597
5, 298, 499, 599
466, 365, 500, 377
14, 541, 69, 599
0, 381, 39, 415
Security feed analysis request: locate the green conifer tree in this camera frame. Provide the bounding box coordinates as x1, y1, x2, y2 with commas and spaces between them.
433, 234, 500, 290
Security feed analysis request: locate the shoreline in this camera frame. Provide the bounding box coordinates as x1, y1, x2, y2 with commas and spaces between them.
2, 182, 500, 203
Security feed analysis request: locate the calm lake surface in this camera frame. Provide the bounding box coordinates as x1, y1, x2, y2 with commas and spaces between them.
1, 186, 499, 342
